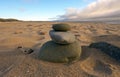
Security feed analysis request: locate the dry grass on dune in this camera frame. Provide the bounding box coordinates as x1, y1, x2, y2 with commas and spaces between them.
0, 22, 120, 77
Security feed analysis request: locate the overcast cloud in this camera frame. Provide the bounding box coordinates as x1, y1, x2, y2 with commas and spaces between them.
57, 0, 120, 21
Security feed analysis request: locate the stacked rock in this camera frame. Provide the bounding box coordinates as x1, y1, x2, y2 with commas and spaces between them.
50, 24, 75, 44
38, 23, 81, 63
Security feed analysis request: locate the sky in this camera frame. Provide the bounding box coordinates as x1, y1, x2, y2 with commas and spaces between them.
0, 0, 119, 21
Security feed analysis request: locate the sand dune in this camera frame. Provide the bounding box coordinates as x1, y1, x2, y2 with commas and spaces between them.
0, 22, 120, 77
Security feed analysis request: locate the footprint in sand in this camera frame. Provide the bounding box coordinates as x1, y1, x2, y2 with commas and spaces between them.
93, 60, 112, 75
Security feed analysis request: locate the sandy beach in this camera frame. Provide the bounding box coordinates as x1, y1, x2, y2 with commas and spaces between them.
0, 21, 120, 77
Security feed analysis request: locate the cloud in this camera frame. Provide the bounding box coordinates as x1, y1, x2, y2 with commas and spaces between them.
57, 0, 120, 21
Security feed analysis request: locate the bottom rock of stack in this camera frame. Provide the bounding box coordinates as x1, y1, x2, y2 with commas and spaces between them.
38, 40, 81, 63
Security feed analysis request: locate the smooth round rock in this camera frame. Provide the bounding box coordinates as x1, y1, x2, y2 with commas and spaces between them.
52, 23, 71, 31
49, 30, 76, 44
38, 40, 81, 63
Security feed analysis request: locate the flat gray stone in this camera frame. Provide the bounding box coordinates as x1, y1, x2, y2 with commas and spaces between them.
49, 30, 76, 44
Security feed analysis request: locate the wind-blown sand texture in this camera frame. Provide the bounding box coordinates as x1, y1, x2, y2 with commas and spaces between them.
0, 21, 120, 77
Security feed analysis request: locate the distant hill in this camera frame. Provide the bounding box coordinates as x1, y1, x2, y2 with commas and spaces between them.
0, 18, 21, 22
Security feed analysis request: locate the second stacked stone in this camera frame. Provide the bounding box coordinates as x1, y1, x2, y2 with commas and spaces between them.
49, 24, 76, 44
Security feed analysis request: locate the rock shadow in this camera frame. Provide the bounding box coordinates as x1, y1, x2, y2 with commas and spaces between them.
79, 46, 92, 61
89, 42, 120, 62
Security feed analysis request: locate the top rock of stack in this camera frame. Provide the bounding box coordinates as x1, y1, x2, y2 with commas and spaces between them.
52, 23, 71, 31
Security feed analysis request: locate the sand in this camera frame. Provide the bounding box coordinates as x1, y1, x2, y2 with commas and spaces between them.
0, 21, 120, 77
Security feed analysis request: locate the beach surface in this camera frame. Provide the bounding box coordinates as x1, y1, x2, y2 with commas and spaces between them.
0, 21, 120, 77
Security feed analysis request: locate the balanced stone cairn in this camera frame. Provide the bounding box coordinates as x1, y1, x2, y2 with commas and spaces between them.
38, 23, 82, 63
